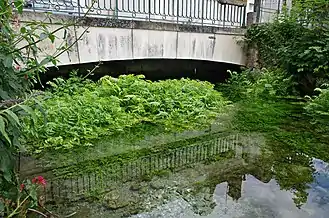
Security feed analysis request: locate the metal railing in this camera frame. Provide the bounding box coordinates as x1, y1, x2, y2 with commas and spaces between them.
24, 0, 247, 27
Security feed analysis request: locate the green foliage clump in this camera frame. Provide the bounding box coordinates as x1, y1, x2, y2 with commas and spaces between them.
23, 74, 228, 153
0, 0, 86, 215
304, 86, 329, 126
245, 0, 329, 94
217, 68, 296, 101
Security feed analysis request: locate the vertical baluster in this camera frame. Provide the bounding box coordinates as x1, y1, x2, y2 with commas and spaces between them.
69, 178, 73, 198
82, 175, 85, 193
137, 0, 141, 12
201, 0, 205, 26
209, 0, 213, 21
193, 0, 196, 19
88, 173, 91, 192
191, 145, 195, 163
127, 0, 130, 12
158, 154, 161, 172
121, 0, 124, 12
58, 180, 61, 198
184, 0, 187, 18
243, 6, 246, 27
230, 5, 233, 24
133, 0, 136, 14
169, 152, 172, 169
217, 2, 220, 23
157, 0, 160, 15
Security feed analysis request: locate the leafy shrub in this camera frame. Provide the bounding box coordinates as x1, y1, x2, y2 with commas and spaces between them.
0, 0, 85, 214
245, 0, 329, 94
304, 86, 329, 125
217, 69, 296, 101
23, 75, 228, 153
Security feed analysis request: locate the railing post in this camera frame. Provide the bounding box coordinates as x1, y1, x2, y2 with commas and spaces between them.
177, 0, 179, 24
223, 3, 226, 27
242, 5, 246, 27
115, 0, 119, 18
148, 0, 151, 21
201, 0, 204, 26
77, 0, 81, 17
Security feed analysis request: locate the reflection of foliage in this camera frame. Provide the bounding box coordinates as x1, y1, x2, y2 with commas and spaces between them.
271, 151, 314, 208
231, 98, 325, 207
207, 78, 326, 208
192, 149, 314, 208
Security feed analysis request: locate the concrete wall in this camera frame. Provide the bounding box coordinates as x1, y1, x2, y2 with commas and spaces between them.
18, 12, 246, 67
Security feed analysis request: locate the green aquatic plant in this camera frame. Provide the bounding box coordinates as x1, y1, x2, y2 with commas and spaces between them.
23, 74, 228, 153
216, 68, 296, 102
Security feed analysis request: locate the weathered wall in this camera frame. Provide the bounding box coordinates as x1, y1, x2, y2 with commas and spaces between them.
18, 12, 246, 67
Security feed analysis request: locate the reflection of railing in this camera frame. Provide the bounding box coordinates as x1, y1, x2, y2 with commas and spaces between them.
43, 134, 243, 201
24, 0, 247, 27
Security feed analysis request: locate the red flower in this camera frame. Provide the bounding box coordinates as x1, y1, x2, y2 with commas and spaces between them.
19, 183, 25, 192
32, 176, 47, 187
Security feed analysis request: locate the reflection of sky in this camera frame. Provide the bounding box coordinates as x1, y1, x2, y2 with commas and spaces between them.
209, 158, 329, 218
132, 159, 329, 218
306, 158, 329, 209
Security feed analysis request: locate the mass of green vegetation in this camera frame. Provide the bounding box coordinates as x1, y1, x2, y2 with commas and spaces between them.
2, 0, 329, 216
0, 0, 91, 216
245, 0, 329, 95
22, 74, 227, 153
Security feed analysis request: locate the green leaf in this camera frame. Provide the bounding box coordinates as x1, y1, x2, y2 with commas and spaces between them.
49, 34, 55, 43
14, 0, 23, 13
18, 105, 37, 123
51, 59, 57, 66
30, 188, 37, 201
4, 56, 13, 68
5, 110, 21, 126
20, 26, 27, 34
0, 116, 11, 145
39, 57, 51, 66
3, 170, 12, 182
0, 201, 4, 212
0, 90, 10, 99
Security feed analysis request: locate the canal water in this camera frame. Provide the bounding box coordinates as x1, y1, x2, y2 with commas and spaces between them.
132, 158, 329, 218
49, 144, 329, 218
34, 85, 328, 217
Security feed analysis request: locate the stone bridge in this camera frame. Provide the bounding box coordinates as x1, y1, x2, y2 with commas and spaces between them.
19, 0, 285, 67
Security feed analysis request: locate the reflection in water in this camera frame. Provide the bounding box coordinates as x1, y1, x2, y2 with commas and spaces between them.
47, 135, 329, 218
132, 156, 329, 218
130, 159, 329, 218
